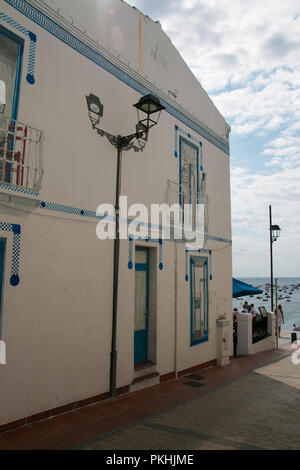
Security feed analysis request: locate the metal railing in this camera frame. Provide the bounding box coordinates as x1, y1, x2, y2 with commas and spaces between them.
167, 179, 199, 207
166, 180, 208, 234
0, 115, 44, 193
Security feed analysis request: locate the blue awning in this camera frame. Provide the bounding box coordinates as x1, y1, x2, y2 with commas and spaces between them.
232, 278, 263, 298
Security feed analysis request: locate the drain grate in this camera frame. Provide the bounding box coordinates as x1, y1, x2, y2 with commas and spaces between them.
184, 381, 206, 388
186, 374, 206, 381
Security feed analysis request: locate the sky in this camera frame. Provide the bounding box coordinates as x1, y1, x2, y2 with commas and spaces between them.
126, 0, 300, 278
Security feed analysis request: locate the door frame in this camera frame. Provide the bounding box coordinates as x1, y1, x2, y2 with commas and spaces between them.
134, 246, 150, 364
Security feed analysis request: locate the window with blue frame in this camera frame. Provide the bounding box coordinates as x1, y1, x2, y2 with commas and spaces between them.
190, 256, 209, 345
0, 26, 24, 186
179, 137, 199, 227
0, 25, 23, 120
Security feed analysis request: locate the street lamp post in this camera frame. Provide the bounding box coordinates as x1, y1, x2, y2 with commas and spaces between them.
269, 205, 281, 346
86, 93, 165, 398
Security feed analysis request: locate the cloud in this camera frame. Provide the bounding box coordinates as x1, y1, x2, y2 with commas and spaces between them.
126, 0, 300, 275
263, 33, 300, 58
231, 165, 300, 275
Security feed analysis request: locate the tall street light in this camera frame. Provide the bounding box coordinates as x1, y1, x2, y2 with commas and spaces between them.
269, 205, 281, 345
86, 93, 165, 398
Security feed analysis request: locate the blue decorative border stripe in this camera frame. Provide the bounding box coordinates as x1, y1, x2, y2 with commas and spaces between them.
0, 182, 39, 197
0, 10, 37, 84
38, 197, 232, 246
39, 200, 98, 219
0, 222, 21, 286
4, 0, 229, 155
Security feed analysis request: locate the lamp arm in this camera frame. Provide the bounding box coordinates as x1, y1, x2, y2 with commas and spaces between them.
96, 128, 118, 146
94, 126, 146, 152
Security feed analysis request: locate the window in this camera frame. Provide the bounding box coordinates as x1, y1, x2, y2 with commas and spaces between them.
0, 25, 23, 120
190, 256, 209, 345
179, 137, 199, 226
0, 26, 26, 187
0, 27, 43, 192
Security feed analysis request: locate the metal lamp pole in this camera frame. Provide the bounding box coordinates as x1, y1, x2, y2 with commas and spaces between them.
269, 205, 274, 314
269, 205, 281, 347
86, 94, 165, 398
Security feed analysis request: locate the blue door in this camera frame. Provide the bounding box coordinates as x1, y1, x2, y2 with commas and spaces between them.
134, 247, 149, 364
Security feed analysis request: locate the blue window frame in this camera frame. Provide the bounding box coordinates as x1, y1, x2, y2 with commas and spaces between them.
0, 24, 24, 120
0, 239, 6, 339
179, 136, 200, 228
190, 256, 209, 345
179, 136, 199, 207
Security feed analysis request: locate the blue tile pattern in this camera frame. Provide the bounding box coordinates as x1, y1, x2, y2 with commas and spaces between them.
0, 10, 37, 84
0, 222, 21, 286
0, 182, 39, 197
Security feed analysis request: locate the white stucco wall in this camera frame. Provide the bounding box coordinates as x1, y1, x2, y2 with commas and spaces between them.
0, 0, 232, 426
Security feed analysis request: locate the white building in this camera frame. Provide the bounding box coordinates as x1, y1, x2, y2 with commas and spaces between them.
0, 0, 232, 429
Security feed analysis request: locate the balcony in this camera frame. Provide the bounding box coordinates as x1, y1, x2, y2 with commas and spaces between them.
0, 115, 44, 194
166, 179, 209, 245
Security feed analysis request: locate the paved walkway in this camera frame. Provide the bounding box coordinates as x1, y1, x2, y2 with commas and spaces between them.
0, 342, 298, 450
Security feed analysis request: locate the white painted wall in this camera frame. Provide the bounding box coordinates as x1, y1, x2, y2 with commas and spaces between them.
0, 0, 232, 426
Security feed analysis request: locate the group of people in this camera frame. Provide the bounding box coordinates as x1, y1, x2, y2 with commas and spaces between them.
232, 301, 258, 321
232, 301, 285, 336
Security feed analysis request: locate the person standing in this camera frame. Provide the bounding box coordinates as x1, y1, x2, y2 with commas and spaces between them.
275, 304, 285, 337
250, 304, 257, 321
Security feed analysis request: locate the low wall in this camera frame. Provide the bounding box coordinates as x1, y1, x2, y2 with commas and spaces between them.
236, 313, 276, 356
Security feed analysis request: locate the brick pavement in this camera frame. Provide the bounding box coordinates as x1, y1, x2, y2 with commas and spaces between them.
0, 343, 298, 450
79, 353, 300, 450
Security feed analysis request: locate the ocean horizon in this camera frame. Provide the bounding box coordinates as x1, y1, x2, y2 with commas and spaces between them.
232, 276, 300, 332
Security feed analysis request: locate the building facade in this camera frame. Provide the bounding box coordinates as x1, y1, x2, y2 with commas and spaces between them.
0, 0, 232, 428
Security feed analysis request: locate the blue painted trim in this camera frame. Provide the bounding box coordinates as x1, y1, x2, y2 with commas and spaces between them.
0, 222, 21, 286
179, 135, 200, 211
187, 248, 213, 281
12, 37, 23, 118
0, 22, 24, 120
4, 0, 229, 155
190, 255, 209, 346
128, 237, 163, 271
38, 197, 232, 250
159, 239, 163, 270
0, 182, 39, 196
39, 200, 98, 219
0, 10, 37, 85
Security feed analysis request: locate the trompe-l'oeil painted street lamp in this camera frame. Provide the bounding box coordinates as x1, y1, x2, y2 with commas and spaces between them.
86, 93, 165, 398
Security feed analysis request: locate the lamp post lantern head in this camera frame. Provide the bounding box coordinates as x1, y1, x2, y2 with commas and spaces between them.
271, 224, 281, 242
134, 94, 165, 115
86, 93, 103, 128
133, 94, 165, 135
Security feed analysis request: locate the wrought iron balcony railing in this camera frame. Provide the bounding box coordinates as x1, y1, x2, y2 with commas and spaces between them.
0, 115, 44, 193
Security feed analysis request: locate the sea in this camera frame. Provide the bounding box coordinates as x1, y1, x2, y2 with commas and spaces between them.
232, 277, 300, 332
